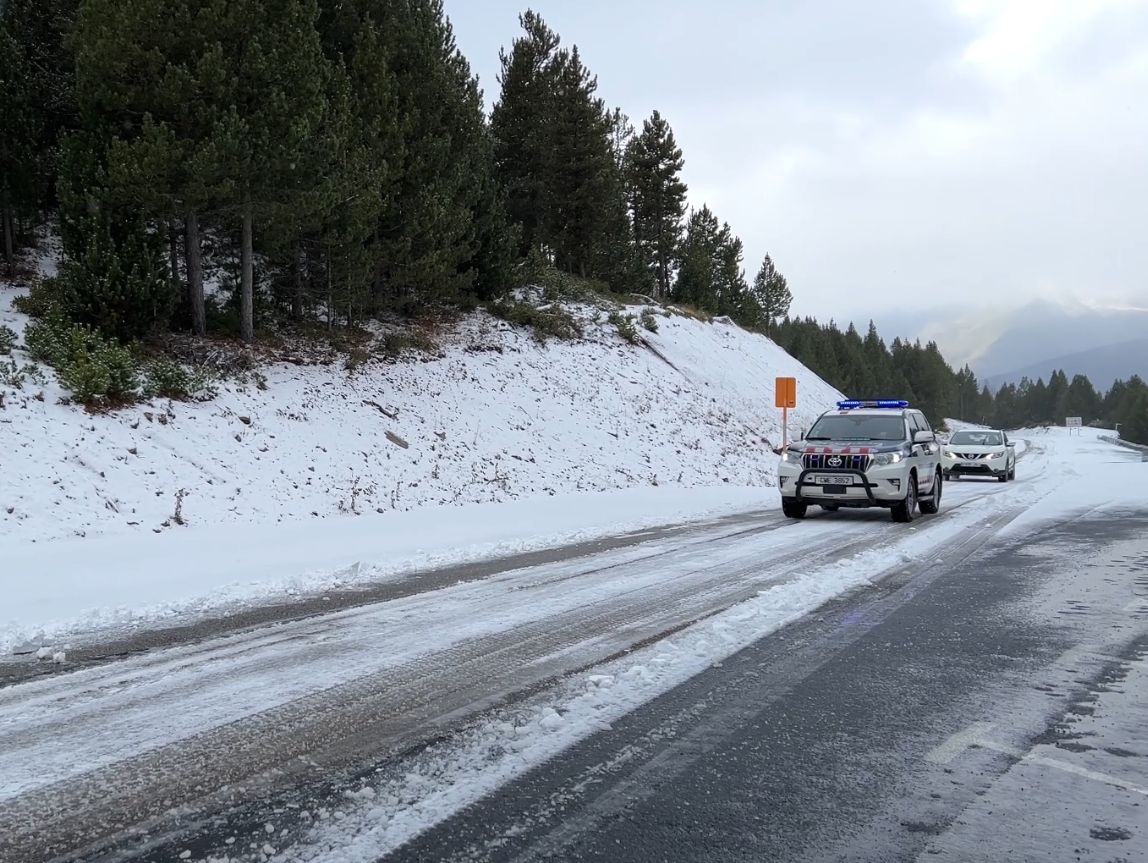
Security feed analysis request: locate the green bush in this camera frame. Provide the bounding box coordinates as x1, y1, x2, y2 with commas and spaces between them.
11, 278, 64, 319
640, 309, 659, 333
25, 316, 139, 406
0, 326, 16, 355
142, 356, 214, 401
488, 298, 583, 343
609, 311, 641, 345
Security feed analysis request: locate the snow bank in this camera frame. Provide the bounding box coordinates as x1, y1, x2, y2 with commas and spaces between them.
0, 485, 775, 653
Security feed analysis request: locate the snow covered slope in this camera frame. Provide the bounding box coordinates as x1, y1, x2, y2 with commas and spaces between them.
1, 283, 838, 546
2, 259, 842, 646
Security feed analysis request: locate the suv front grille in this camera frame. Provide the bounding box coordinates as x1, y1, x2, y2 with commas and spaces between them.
954, 453, 988, 460
802, 452, 873, 472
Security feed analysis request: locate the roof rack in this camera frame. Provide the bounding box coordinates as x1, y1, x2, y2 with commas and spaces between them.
836, 399, 910, 410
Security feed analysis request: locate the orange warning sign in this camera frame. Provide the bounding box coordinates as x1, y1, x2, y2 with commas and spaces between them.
775, 377, 797, 409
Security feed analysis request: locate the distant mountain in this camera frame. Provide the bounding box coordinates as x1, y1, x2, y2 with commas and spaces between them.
871, 299, 1148, 391
984, 338, 1148, 389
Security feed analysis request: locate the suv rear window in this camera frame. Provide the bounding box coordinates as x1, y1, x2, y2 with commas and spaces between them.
807, 414, 906, 441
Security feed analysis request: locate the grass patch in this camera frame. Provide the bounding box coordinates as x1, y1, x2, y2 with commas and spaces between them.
488, 297, 583, 343
0, 325, 16, 355
668, 304, 713, 323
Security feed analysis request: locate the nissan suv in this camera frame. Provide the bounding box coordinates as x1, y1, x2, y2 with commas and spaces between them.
943, 428, 1016, 482
777, 400, 943, 523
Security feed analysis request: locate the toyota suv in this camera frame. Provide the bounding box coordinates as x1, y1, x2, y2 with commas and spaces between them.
777, 400, 943, 523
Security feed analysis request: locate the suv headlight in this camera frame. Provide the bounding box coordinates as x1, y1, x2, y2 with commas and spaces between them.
873, 452, 903, 466
943, 450, 957, 460
989, 451, 1006, 459
783, 448, 803, 464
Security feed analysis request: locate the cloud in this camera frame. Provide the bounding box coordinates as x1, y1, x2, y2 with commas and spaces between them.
445, 1, 1148, 323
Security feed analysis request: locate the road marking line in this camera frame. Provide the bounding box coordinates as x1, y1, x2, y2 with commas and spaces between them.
925, 722, 996, 765
927, 723, 1148, 797
1020, 752, 1148, 797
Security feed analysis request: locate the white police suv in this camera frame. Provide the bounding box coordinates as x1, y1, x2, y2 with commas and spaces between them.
777, 400, 943, 523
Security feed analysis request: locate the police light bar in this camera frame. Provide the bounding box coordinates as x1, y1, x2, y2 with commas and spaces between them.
836, 399, 910, 410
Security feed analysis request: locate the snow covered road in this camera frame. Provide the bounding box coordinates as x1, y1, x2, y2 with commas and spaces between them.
0, 429, 1135, 862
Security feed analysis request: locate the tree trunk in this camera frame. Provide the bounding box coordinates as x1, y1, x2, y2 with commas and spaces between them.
240, 199, 254, 343
185, 211, 206, 337
167, 219, 181, 286
291, 245, 304, 321
2, 184, 14, 271
326, 243, 334, 331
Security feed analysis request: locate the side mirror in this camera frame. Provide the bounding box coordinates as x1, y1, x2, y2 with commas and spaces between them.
913, 430, 934, 445
1006, 441, 1016, 447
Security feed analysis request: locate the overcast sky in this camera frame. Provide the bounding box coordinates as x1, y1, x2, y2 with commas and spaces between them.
444, 0, 1148, 327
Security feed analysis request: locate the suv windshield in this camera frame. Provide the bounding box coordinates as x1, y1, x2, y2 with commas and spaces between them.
807, 414, 906, 441
949, 431, 1003, 446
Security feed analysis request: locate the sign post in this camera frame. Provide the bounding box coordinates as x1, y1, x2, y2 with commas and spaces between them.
1066, 416, 1083, 435
775, 377, 797, 448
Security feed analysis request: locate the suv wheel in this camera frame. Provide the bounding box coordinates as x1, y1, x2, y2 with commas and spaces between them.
782, 499, 808, 520
919, 469, 942, 515
892, 475, 918, 523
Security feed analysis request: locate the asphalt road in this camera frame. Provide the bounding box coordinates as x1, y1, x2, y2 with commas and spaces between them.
389, 505, 1148, 863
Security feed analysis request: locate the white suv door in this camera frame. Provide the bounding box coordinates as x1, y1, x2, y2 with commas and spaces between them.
910, 412, 940, 490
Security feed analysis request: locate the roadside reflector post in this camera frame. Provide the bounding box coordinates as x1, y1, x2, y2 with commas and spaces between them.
775, 377, 797, 448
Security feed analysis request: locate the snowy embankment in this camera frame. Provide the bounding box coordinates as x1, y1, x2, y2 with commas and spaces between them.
1, 259, 840, 651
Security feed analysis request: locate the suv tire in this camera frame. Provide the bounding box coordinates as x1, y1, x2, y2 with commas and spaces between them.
782, 499, 808, 520
892, 474, 918, 523
919, 469, 942, 515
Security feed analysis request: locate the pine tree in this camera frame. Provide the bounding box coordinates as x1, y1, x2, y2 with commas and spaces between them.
491, 11, 560, 259
1047, 369, 1069, 424
53, 134, 173, 340
0, 0, 78, 267
625, 110, 686, 298
193, 0, 331, 342
75, 0, 230, 336
714, 223, 748, 320
369, 0, 514, 312
751, 254, 791, 336
674, 206, 721, 310
546, 45, 619, 278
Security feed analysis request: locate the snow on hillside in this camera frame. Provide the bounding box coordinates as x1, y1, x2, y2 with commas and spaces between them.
2, 261, 841, 647
2, 287, 838, 546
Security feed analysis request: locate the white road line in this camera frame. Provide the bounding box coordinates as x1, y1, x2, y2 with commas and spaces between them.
925, 722, 997, 765
1021, 752, 1148, 797
927, 723, 1148, 797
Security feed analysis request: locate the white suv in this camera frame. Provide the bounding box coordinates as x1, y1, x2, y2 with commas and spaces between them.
943, 429, 1016, 482
777, 400, 943, 523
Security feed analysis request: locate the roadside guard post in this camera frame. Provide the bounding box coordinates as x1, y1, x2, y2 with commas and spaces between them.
775, 377, 797, 448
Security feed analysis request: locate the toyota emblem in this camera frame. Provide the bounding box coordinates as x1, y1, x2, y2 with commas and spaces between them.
828, 455, 843, 468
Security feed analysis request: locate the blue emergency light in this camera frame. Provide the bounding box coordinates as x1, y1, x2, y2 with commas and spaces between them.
836, 399, 910, 410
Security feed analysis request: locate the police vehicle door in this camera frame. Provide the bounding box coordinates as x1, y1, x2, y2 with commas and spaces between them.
911, 412, 939, 489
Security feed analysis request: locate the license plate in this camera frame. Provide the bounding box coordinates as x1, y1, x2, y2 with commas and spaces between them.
814, 475, 852, 486
962, 461, 982, 467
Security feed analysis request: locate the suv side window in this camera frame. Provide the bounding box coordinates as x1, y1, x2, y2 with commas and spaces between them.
911, 412, 932, 439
